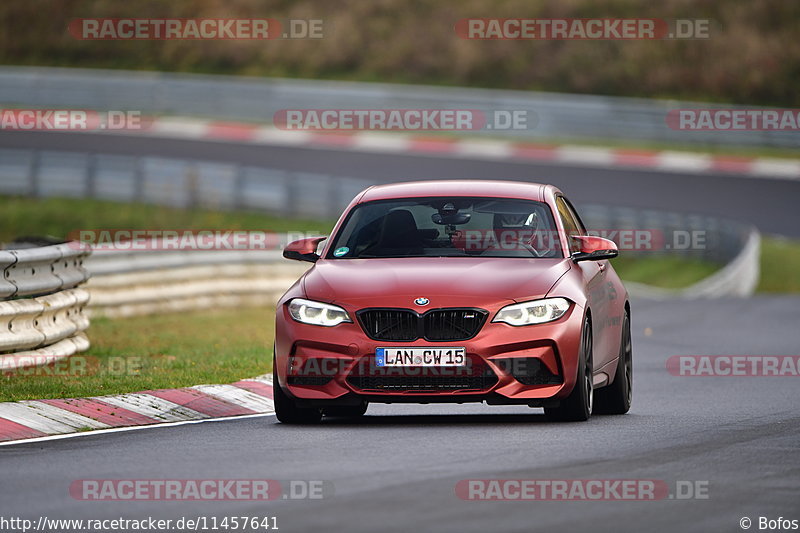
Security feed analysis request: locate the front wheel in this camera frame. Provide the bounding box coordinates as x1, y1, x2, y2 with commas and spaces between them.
594, 311, 632, 415
273, 355, 322, 424
544, 317, 593, 422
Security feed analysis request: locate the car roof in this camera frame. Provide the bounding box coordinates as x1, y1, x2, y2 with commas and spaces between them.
359, 180, 553, 203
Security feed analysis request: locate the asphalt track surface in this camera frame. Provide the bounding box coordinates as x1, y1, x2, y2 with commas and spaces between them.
1, 130, 800, 237
2, 297, 799, 532
1, 131, 799, 532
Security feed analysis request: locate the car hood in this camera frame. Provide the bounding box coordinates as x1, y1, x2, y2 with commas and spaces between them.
302, 257, 571, 308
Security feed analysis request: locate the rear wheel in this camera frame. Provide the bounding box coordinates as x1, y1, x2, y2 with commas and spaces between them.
544, 318, 593, 422
273, 355, 322, 424
594, 311, 632, 415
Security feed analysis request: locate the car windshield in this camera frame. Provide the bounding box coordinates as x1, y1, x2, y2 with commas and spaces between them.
326, 196, 563, 259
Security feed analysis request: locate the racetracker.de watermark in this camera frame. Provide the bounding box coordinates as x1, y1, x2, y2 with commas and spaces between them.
1, 356, 143, 378
455, 18, 711, 40
455, 479, 709, 500
273, 109, 534, 131
448, 229, 706, 252
69, 479, 332, 501
68, 18, 323, 40
666, 109, 800, 131
68, 230, 324, 252
0, 109, 143, 131
666, 356, 800, 377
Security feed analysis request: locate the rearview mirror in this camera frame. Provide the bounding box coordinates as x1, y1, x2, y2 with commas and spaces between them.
432, 212, 471, 225
571, 235, 619, 262
283, 237, 327, 263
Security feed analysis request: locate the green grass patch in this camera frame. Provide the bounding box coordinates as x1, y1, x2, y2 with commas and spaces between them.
611, 255, 722, 289
0, 195, 334, 244
758, 237, 800, 293
0, 306, 276, 402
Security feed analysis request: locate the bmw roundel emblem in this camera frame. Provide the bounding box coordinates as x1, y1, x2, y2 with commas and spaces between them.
414, 297, 430, 306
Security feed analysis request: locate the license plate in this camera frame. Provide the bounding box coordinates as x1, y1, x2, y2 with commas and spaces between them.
375, 347, 466, 367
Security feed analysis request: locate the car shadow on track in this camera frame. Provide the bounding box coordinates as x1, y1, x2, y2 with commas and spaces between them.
271, 413, 621, 427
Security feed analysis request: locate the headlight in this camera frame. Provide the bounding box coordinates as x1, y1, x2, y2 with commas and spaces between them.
288, 298, 352, 327
492, 298, 570, 326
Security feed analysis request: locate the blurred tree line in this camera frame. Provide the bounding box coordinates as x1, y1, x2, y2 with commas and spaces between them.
0, 0, 797, 106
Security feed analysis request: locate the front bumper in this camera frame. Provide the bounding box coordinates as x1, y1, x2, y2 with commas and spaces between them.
274, 302, 584, 405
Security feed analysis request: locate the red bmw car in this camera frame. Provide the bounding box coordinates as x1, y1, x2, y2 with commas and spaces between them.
274, 180, 632, 423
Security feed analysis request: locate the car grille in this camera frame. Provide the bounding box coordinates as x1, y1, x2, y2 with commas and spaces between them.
346, 354, 498, 392
357, 308, 487, 342
358, 309, 418, 341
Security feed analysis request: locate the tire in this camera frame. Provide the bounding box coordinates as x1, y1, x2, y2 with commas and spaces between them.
273, 355, 322, 424
322, 402, 368, 418
544, 317, 593, 422
594, 311, 632, 415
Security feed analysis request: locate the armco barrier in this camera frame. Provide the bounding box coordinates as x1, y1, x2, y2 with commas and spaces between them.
85, 248, 308, 318
0, 241, 91, 299
0, 149, 374, 220
0, 241, 92, 370
624, 229, 760, 300
0, 66, 798, 148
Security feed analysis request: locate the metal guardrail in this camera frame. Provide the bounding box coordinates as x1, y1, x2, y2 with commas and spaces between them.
85, 253, 308, 318
624, 230, 760, 300
0, 241, 92, 370
0, 241, 91, 299
0, 289, 89, 352
0, 66, 797, 148
0, 148, 371, 220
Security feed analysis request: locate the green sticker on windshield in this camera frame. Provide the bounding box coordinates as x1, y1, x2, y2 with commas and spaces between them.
333, 246, 350, 257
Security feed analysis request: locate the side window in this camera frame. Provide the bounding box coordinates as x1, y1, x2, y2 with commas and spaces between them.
555, 196, 583, 253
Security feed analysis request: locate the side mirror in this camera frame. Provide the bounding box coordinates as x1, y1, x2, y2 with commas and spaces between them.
283, 237, 327, 263
571, 235, 619, 262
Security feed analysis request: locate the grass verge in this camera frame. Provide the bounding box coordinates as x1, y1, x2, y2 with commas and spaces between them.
758, 237, 800, 293
610, 255, 722, 289
0, 195, 333, 243
0, 306, 275, 402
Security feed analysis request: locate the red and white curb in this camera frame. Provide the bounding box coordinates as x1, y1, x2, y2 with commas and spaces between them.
101, 116, 800, 180
0, 374, 274, 444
